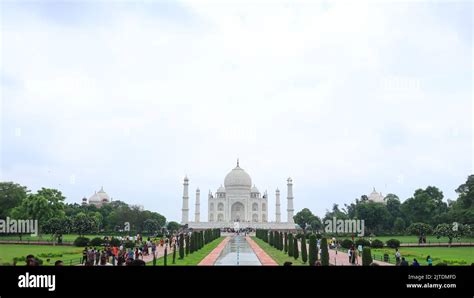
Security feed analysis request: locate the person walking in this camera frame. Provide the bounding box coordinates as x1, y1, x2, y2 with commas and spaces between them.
426, 255, 433, 266
395, 249, 401, 266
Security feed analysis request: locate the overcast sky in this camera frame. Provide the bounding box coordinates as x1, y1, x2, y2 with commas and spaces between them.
1, 0, 472, 222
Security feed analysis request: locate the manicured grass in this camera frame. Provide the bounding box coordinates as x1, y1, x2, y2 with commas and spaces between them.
371, 247, 474, 266
251, 237, 306, 266
0, 234, 157, 243
0, 244, 84, 266
147, 237, 225, 266
359, 235, 474, 244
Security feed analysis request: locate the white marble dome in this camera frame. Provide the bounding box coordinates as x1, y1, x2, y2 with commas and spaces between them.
224, 163, 252, 189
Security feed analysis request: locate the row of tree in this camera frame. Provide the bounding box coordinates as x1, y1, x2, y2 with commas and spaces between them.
256, 229, 329, 266
292, 175, 474, 235
0, 182, 171, 240
162, 228, 221, 265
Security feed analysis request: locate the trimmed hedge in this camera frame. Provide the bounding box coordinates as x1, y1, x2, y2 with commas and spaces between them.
362, 247, 373, 266
386, 239, 401, 249
320, 238, 329, 266
341, 239, 353, 249
370, 239, 384, 248
73, 237, 90, 247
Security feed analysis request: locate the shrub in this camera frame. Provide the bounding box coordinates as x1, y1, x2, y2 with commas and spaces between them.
164, 247, 168, 266
172, 243, 177, 264
89, 237, 104, 247
301, 234, 308, 263
185, 234, 190, 256
341, 239, 353, 249
370, 239, 384, 248
320, 238, 329, 266
124, 241, 135, 249
284, 233, 288, 253
435, 262, 448, 266
355, 238, 370, 248
308, 234, 317, 266
362, 247, 373, 266
288, 234, 294, 257
293, 238, 299, 260
269, 231, 274, 247
109, 237, 121, 247
179, 234, 185, 259
73, 237, 90, 247
386, 239, 401, 249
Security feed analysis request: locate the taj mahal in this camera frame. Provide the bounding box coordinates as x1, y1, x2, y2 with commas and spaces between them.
181, 160, 297, 230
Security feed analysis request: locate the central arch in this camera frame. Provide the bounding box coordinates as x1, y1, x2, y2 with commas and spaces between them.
231, 202, 245, 222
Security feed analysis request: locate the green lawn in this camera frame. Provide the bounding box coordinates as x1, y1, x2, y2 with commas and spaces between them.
371, 247, 474, 266
361, 235, 474, 244
0, 244, 84, 266
147, 237, 225, 266
251, 237, 307, 266
0, 234, 157, 243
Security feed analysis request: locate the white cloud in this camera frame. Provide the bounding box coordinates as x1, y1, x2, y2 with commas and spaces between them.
1, 0, 471, 221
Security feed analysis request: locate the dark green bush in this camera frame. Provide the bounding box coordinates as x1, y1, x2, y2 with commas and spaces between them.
73, 237, 90, 247
362, 247, 373, 266
89, 237, 104, 247
301, 235, 307, 263
370, 239, 384, 248
293, 237, 299, 260
308, 234, 317, 266
109, 237, 120, 247
320, 238, 329, 266
341, 239, 353, 249
386, 239, 401, 249
355, 238, 370, 248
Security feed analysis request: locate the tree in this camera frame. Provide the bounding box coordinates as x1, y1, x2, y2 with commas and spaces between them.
164, 246, 168, 266
434, 223, 471, 247
393, 217, 406, 234
284, 233, 288, 253
301, 234, 308, 263
143, 219, 159, 234
288, 233, 294, 257
72, 212, 96, 237
293, 237, 299, 260
0, 182, 29, 218
308, 234, 317, 266
179, 234, 185, 259
167, 221, 180, 232
362, 247, 373, 266
407, 223, 433, 242
449, 175, 474, 224
401, 186, 447, 226
43, 217, 71, 243
11, 188, 66, 235
354, 202, 391, 234
294, 208, 318, 232
172, 243, 177, 264
320, 238, 329, 266
185, 234, 190, 256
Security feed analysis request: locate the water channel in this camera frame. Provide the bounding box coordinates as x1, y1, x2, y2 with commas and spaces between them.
214, 235, 261, 265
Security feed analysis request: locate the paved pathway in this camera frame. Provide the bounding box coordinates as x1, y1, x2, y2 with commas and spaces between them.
245, 236, 278, 266
198, 236, 231, 265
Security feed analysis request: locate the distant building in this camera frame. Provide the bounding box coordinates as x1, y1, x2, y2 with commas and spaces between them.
82, 186, 111, 208
367, 187, 386, 204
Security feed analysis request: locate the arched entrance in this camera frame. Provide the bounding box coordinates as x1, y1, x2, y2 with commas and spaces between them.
231, 202, 245, 222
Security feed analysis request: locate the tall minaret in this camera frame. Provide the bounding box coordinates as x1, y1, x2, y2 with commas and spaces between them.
195, 188, 200, 223
287, 177, 294, 223
275, 188, 281, 223
181, 176, 189, 224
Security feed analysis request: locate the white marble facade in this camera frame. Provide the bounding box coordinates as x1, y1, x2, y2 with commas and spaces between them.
181, 160, 296, 230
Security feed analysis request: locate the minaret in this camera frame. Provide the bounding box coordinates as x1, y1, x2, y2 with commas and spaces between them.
275, 188, 281, 223
195, 188, 200, 223
181, 176, 189, 224
287, 177, 294, 223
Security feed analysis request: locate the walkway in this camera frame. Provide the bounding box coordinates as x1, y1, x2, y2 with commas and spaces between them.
245, 236, 278, 266
198, 236, 231, 265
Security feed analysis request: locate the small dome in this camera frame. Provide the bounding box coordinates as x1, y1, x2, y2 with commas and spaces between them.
251, 185, 259, 193
89, 187, 110, 203
368, 188, 385, 203
217, 185, 225, 193
224, 163, 252, 189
